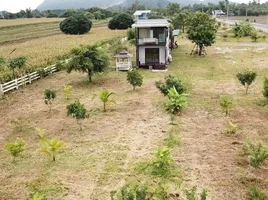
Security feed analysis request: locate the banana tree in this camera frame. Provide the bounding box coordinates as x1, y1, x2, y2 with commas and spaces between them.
96, 89, 115, 112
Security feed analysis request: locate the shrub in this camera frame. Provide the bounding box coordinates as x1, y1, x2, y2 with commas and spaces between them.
251, 31, 258, 42
127, 28, 135, 40
5, 138, 25, 162
225, 121, 239, 136
111, 183, 149, 200
220, 95, 233, 116
242, 140, 268, 168
96, 89, 115, 112
263, 77, 268, 99
60, 14, 92, 35
47, 13, 58, 18
108, 13, 134, 30
166, 86, 188, 114
233, 22, 255, 37
247, 186, 267, 200
67, 101, 88, 130
156, 75, 186, 96
44, 89, 56, 113
40, 137, 64, 161
127, 69, 143, 90
185, 187, 208, 200
32, 192, 45, 200
9, 56, 27, 79
63, 85, 73, 100
237, 71, 257, 94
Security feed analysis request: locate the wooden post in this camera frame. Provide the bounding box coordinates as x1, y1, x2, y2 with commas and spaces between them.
0, 84, 3, 98
29, 74, 32, 84
15, 79, 18, 89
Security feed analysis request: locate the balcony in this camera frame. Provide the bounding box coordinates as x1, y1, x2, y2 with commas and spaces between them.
138, 38, 159, 45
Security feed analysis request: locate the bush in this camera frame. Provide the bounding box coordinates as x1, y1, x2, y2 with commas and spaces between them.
219, 95, 233, 116
236, 71, 257, 94
67, 101, 88, 130
247, 186, 267, 200
251, 31, 258, 42
242, 140, 268, 168
5, 138, 25, 162
185, 187, 208, 200
233, 22, 255, 37
166, 86, 188, 114
108, 13, 134, 30
127, 69, 143, 90
60, 14, 92, 35
44, 89, 56, 113
156, 75, 186, 96
263, 77, 268, 99
46, 13, 58, 18
127, 28, 135, 40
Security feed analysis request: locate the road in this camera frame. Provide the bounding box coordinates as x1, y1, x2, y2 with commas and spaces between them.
217, 18, 268, 33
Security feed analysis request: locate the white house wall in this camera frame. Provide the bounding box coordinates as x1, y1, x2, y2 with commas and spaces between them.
138, 46, 166, 64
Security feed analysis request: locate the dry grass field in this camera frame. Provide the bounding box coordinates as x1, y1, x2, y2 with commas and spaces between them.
222, 15, 268, 24
0, 18, 63, 28
0, 23, 268, 199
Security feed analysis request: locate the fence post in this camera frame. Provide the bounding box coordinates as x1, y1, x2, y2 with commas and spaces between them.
15, 79, 18, 89
0, 84, 3, 98
29, 74, 32, 84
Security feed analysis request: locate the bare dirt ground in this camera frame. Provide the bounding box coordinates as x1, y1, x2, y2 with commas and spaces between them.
1, 39, 268, 199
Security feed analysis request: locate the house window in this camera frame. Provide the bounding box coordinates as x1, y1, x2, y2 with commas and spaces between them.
145, 48, 159, 64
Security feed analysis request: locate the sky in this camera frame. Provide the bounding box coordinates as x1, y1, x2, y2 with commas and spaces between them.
0, 0, 267, 13
1, 0, 44, 13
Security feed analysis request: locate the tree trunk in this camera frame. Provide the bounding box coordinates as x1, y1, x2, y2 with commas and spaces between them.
182, 25, 185, 33
199, 45, 203, 56
246, 84, 249, 94
103, 103, 106, 112
88, 70, 92, 82
52, 153, 55, 161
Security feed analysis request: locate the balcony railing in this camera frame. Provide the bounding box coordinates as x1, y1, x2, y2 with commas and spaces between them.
138, 38, 159, 45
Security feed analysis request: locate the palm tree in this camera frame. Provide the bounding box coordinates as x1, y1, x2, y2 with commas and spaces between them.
66, 45, 109, 82
40, 137, 64, 161
97, 89, 115, 112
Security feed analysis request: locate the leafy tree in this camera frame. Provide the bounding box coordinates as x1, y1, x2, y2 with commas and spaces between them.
84, 12, 94, 20
63, 85, 73, 100
8, 56, 26, 79
60, 14, 92, 35
127, 69, 143, 90
186, 12, 218, 56
167, 2, 180, 16
247, 186, 267, 200
263, 77, 268, 99
67, 45, 109, 82
127, 28, 135, 40
166, 86, 188, 114
5, 138, 25, 162
108, 13, 134, 30
236, 71, 257, 94
156, 75, 186, 96
96, 89, 115, 112
233, 22, 255, 37
67, 101, 88, 130
40, 137, 64, 161
60, 9, 78, 18
219, 95, 233, 116
47, 13, 58, 18
172, 11, 190, 33
44, 89, 56, 113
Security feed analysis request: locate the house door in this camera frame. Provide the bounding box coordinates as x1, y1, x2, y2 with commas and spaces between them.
145, 48, 159, 64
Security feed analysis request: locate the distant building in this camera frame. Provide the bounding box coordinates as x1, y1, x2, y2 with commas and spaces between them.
132, 16, 172, 70
133, 10, 151, 21
212, 10, 226, 17
0, 11, 4, 19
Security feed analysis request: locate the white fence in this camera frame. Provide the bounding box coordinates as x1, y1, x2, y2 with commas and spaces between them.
0, 65, 58, 96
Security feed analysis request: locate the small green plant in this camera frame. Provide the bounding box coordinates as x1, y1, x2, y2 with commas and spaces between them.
185, 187, 208, 200
225, 121, 239, 136
5, 138, 25, 162
242, 140, 268, 168
67, 101, 88, 130
32, 192, 45, 200
111, 183, 149, 200
40, 136, 64, 162
251, 31, 258, 42
127, 69, 143, 90
63, 85, 73, 100
9, 117, 30, 133
247, 186, 267, 200
44, 89, 56, 113
166, 86, 188, 114
96, 89, 115, 112
236, 71, 257, 94
151, 146, 172, 177
219, 95, 233, 116
262, 77, 268, 100
156, 75, 186, 96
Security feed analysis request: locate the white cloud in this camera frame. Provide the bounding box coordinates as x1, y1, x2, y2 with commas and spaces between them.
1, 0, 44, 13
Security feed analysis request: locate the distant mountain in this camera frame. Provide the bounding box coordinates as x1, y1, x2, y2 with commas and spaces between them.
37, 0, 219, 11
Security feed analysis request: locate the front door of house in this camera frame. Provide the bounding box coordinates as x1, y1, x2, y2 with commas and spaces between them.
145, 48, 159, 64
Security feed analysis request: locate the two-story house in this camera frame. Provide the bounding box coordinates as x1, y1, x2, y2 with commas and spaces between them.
132, 14, 172, 70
